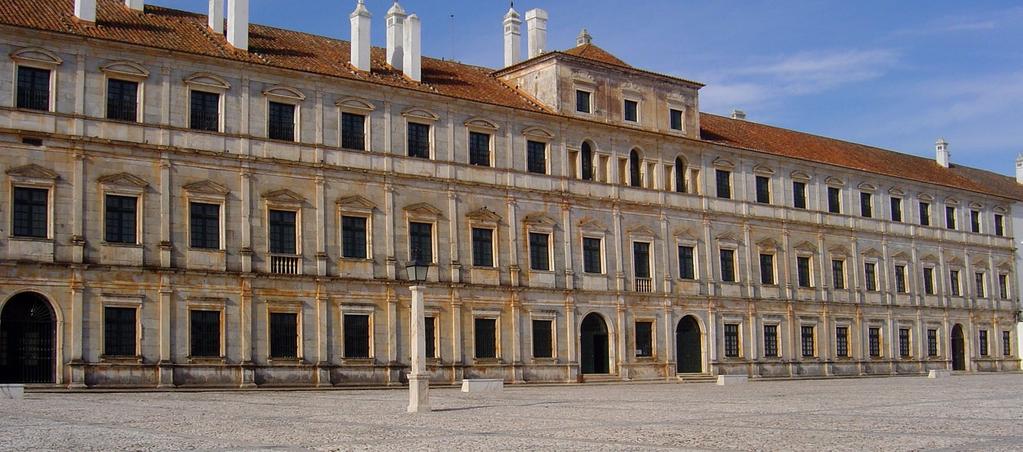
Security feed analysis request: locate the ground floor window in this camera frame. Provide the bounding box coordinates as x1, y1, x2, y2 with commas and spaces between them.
475, 318, 497, 359
189, 309, 221, 358
343, 314, 370, 358
269, 312, 298, 359
800, 325, 815, 358
763, 324, 779, 358
723, 323, 740, 358
836, 326, 849, 357
899, 328, 911, 358
979, 330, 988, 356
635, 321, 653, 357
532, 319, 553, 358
103, 307, 137, 357
1003, 331, 1011, 357
868, 327, 882, 358
927, 329, 938, 357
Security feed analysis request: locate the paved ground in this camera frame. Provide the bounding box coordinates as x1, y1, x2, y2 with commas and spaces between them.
2, 374, 1022, 451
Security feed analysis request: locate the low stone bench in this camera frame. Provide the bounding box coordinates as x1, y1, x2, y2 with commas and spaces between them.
716, 375, 748, 386
0, 384, 24, 400
928, 369, 952, 379
461, 379, 504, 393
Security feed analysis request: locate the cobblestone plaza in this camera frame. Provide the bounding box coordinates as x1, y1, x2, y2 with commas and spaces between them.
2, 375, 1022, 450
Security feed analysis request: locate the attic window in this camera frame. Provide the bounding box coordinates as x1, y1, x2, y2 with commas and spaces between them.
576, 90, 592, 114
624, 99, 638, 122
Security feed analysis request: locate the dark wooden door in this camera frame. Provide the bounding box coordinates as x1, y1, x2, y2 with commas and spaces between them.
951, 324, 966, 371
580, 314, 609, 374
676, 316, 702, 373
0, 293, 56, 384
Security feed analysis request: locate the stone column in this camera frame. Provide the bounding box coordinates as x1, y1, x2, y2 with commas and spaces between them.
510, 295, 523, 382
159, 156, 172, 268
71, 150, 85, 263
507, 197, 520, 287
447, 190, 460, 283
562, 202, 575, 290
565, 296, 577, 382
315, 173, 327, 276
240, 166, 252, 272
67, 274, 86, 388
239, 276, 255, 388
385, 183, 397, 279
314, 283, 330, 386
386, 288, 399, 384
157, 273, 174, 388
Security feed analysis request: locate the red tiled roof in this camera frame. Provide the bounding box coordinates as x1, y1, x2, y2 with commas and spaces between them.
1, 0, 1019, 201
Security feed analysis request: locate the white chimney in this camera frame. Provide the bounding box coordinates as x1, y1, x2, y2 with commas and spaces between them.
386, 2, 407, 71
731, 109, 747, 120
1015, 153, 1023, 184
227, 0, 249, 51
74, 0, 96, 22
125, 0, 144, 11
525, 8, 548, 59
403, 14, 422, 82
209, 0, 224, 34
936, 138, 950, 168
350, 0, 372, 72
503, 6, 522, 68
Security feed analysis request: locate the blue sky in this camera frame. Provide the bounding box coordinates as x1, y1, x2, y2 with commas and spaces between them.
157, 1, 1023, 176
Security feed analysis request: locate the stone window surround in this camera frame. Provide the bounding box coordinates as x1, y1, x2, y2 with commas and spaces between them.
472, 308, 503, 363
183, 181, 229, 252
891, 257, 910, 295
621, 89, 642, 124
833, 319, 854, 359
402, 107, 439, 159
752, 165, 775, 204
760, 316, 783, 359
10, 47, 62, 112
793, 242, 817, 289
467, 208, 500, 269
523, 214, 556, 273
632, 317, 657, 359
671, 154, 691, 193
265, 299, 304, 362
262, 85, 305, 143
99, 294, 144, 362
861, 253, 881, 292
925, 323, 943, 358
262, 189, 304, 257
866, 320, 886, 359
339, 303, 376, 362
578, 219, 607, 275
337, 195, 375, 261
719, 315, 745, 360
183, 72, 230, 133
7, 165, 58, 241
464, 117, 500, 167
666, 95, 686, 134
799, 317, 819, 359
716, 236, 740, 284
528, 310, 558, 362
523, 126, 554, 175
895, 319, 915, 360
98, 173, 148, 247
572, 76, 596, 115
100, 60, 149, 123
674, 234, 700, 281
755, 239, 779, 286
404, 203, 442, 265
422, 307, 442, 361
627, 226, 655, 281
336, 97, 375, 151
185, 297, 227, 362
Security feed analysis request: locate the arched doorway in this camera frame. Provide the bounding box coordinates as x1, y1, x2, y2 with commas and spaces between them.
580, 313, 610, 374
951, 324, 966, 371
0, 292, 56, 383
676, 315, 702, 373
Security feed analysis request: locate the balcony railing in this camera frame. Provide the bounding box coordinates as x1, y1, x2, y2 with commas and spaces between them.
269, 254, 301, 275
634, 277, 652, 293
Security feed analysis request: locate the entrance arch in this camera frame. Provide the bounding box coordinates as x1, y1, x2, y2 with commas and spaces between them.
580, 313, 610, 374
0, 292, 56, 383
951, 324, 966, 371
676, 315, 702, 373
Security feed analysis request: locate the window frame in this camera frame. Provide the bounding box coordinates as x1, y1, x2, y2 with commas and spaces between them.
100, 299, 142, 359
677, 242, 698, 281
919, 200, 931, 226
668, 107, 684, 132
978, 329, 989, 356
763, 323, 780, 358
719, 247, 738, 283
582, 235, 606, 275
835, 324, 850, 358
755, 175, 771, 204
859, 191, 873, 218
759, 252, 776, 285
11, 48, 61, 112
831, 258, 846, 290
470, 226, 497, 268
796, 255, 814, 288
266, 301, 303, 361
575, 88, 593, 114
526, 139, 550, 175
336, 97, 375, 151
529, 313, 557, 360
927, 328, 940, 357
186, 299, 226, 360
793, 180, 808, 209
864, 261, 878, 292
827, 186, 842, 214
969, 209, 982, 234
10, 184, 52, 239
723, 322, 742, 358
341, 308, 374, 360
103, 193, 142, 245
184, 73, 230, 133
868, 325, 883, 358
898, 327, 911, 358
950, 269, 962, 297
890, 196, 903, 222
623, 97, 640, 123
337, 195, 375, 261
472, 312, 501, 361
894, 264, 908, 294
634, 319, 655, 358
800, 324, 816, 358
715, 169, 732, 199
407, 220, 437, 265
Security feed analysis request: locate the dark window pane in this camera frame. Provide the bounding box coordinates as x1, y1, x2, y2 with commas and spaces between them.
190, 90, 220, 132
341, 112, 366, 150
995, 214, 1004, 236
895, 265, 907, 293
945, 206, 957, 230
724, 323, 739, 358
999, 274, 1009, 299
924, 268, 935, 295
409, 222, 433, 263
1003, 331, 1011, 357
720, 249, 735, 282
269, 312, 298, 359
529, 232, 550, 271
865, 263, 877, 291
106, 78, 138, 122
899, 328, 910, 358
860, 192, 873, 218
674, 158, 686, 193
832, 260, 845, 290
105, 194, 137, 244
16, 66, 50, 111
970, 210, 981, 233
474, 318, 497, 359
715, 170, 731, 199
341, 216, 368, 259
669, 108, 683, 130
12, 187, 48, 238
975, 272, 986, 298
580, 142, 594, 180
755, 176, 770, 204
868, 328, 881, 357
760, 254, 775, 285
472, 228, 494, 267
950, 270, 961, 296
797, 256, 811, 288
407, 122, 431, 158
635, 321, 652, 357
801, 326, 815, 357
633, 242, 650, 278
532, 320, 553, 358
678, 246, 695, 280
763, 325, 778, 357
979, 330, 988, 356
267, 101, 295, 141
927, 329, 938, 357
575, 90, 590, 113
583, 237, 602, 274
469, 131, 491, 166
828, 187, 841, 214
793, 181, 807, 209
424, 316, 436, 358
891, 197, 903, 222
104, 307, 137, 357
629, 150, 642, 187
343, 314, 370, 358
527, 140, 547, 174
268, 209, 297, 254
189, 202, 220, 249
190, 310, 221, 358
836, 326, 849, 357
624, 99, 638, 122
919, 202, 930, 226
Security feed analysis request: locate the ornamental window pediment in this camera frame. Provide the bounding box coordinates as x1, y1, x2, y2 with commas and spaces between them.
335, 97, 375, 112
100, 60, 150, 80
712, 157, 735, 170
790, 171, 811, 182
626, 224, 656, 240
523, 213, 557, 228
404, 202, 443, 220
6, 163, 58, 182
262, 85, 305, 102
401, 107, 439, 122
466, 206, 502, 224
793, 241, 818, 253
336, 195, 376, 213
184, 72, 231, 91
464, 117, 500, 131
522, 126, 555, 140
825, 176, 845, 187
97, 172, 149, 190
182, 179, 230, 196
577, 216, 607, 234
10, 47, 63, 67
262, 189, 305, 209
752, 164, 775, 176
756, 237, 780, 252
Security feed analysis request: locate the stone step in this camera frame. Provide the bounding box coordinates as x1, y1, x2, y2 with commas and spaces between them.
581, 374, 621, 383
676, 373, 717, 383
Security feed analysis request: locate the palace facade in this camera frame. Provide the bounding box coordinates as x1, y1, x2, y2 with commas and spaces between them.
0, 0, 1020, 388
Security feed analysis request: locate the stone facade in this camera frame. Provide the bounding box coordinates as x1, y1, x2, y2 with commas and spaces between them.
0, 4, 1019, 389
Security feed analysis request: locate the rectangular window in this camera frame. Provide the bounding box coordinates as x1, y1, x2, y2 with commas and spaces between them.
759, 253, 775, 285
624, 99, 639, 122
103, 306, 136, 357
527, 140, 547, 174
583, 237, 603, 274
832, 259, 845, 290
269, 312, 298, 359
919, 202, 931, 226
890, 197, 903, 222
189, 310, 221, 358
424, 316, 436, 358
474, 318, 497, 359
801, 325, 815, 358
723, 323, 740, 358
575, 90, 591, 113
927, 329, 938, 357
16, 66, 50, 111
720, 249, 736, 283
189, 90, 220, 132
999, 274, 1009, 299
268, 209, 297, 255
341, 216, 368, 259
531, 319, 553, 358
868, 327, 881, 357
899, 328, 910, 358
471, 227, 494, 267
994, 214, 1005, 236
923, 267, 935, 295
950, 270, 961, 296
860, 192, 873, 218
106, 78, 138, 122
343, 314, 370, 358
635, 321, 653, 357
267, 101, 295, 141
104, 194, 137, 244
755, 175, 771, 204
528, 232, 550, 271
1003, 331, 1011, 357
895, 265, 907, 293
827, 187, 841, 214
678, 245, 696, 280
979, 330, 988, 356
797, 256, 812, 288
189, 202, 220, 249
669, 108, 683, 130
407, 122, 431, 159
715, 170, 731, 199
469, 131, 491, 166
12, 187, 48, 238
970, 210, 981, 233
793, 181, 807, 209
763, 324, 778, 358
408, 222, 433, 263
975, 272, 986, 298
836, 326, 849, 357
864, 262, 877, 291
340, 112, 366, 150
945, 206, 957, 230
633, 242, 650, 279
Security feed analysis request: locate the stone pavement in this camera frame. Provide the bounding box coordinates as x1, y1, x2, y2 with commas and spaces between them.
1, 374, 1022, 451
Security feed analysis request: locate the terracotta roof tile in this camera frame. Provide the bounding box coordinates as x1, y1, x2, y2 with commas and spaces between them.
562, 43, 631, 68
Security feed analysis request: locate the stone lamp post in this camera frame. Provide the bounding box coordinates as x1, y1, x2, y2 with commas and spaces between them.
406, 258, 430, 413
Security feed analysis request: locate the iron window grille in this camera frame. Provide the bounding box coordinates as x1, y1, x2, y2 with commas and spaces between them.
723, 323, 740, 358
527, 140, 547, 174
895, 265, 907, 293
801, 326, 815, 357
474, 318, 497, 359
633, 242, 650, 279
678, 246, 696, 280
715, 170, 731, 199
836, 326, 849, 357
899, 328, 910, 358
797, 256, 812, 288
720, 249, 736, 282
864, 262, 877, 291
669, 108, 683, 130
424, 316, 436, 358
755, 176, 770, 204
531, 320, 553, 358
106, 78, 138, 122
189, 310, 221, 358
868, 327, 881, 357
827, 187, 841, 213
528, 232, 550, 271
408, 222, 433, 263
760, 254, 775, 285
468, 131, 491, 166
890, 197, 903, 222
268, 312, 298, 359
103, 307, 137, 357
624, 99, 638, 122
793, 181, 807, 209
189, 90, 220, 132
341, 216, 368, 259
407, 122, 431, 158
1003, 331, 1011, 357
832, 260, 845, 289
471, 228, 494, 267
919, 202, 931, 226
104, 194, 137, 244
343, 314, 370, 358
267, 101, 296, 141
927, 329, 938, 357
582, 237, 602, 274
978, 330, 988, 356
340, 112, 366, 150
635, 321, 653, 357
16, 66, 50, 111
763, 324, 778, 357
12, 187, 48, 238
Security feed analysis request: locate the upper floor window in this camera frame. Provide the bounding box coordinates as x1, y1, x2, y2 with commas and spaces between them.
580, 142, 594, 181
994, 214, 1005, 236
633, 241, 651, 279
678, 245, 696, 280
970, 209, 981, 233
341, 216, 368, 259
720, 248, 736, 283
673, 158, 686, 193
864, 262, 877, 291
793, 181, 807, 209
998, 274, 1009, 299
832, 259, 846, 290
575, 89, 592, 113
755, 176, 771, 204
529, 232, 551, 271
267, 101, 296, 141
407, 122, 431, 159
860, 192, 873, 218
950, 270, 961, 296
469, 131, 491, 167
623, 99, 639, 122
16, 66, 51, 111
471, 227, 495, 267
527, 140, 547, 174
268, 209, 297, 255
582, 237, 603, 274
189, 90, 221, 132
890, 197, 903, 222
629, 150, 642, 187
340, 112, 366, 150
12, 186, 48, 238
827, 187, 841, 214
106, 78, 139, 122
945, 206, 957, 230
923, 267, 935, 295
408, 221, 434, 263
975, 272, 986, 298
715, 170, 731, 199
759, 253, 775, 285
894, 265, 907, 293
104, 194, 138, 244
189, 202, 221, 249
669, 108, 684, 131
919, 202, 931, 226
797, 256, 812, 288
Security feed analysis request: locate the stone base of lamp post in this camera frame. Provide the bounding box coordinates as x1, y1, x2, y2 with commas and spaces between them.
407, 373, 431, 413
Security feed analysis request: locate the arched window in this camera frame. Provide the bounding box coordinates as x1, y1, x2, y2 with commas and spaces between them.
674, 157, 687, 193
629, 149, 642, 187
581, 142, 594, 181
